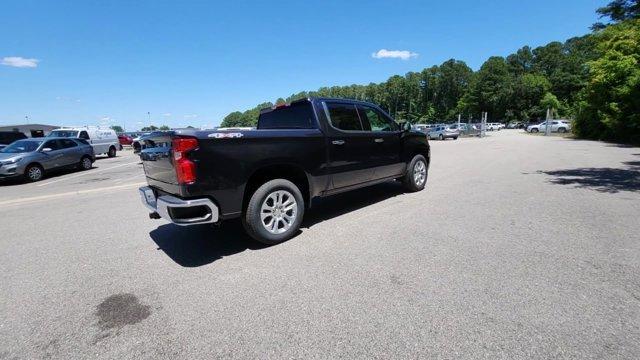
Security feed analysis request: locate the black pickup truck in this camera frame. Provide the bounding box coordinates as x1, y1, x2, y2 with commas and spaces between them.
139, 98, 430, 244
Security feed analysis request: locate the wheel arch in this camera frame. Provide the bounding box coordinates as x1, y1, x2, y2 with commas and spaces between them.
242, 163, 311, 212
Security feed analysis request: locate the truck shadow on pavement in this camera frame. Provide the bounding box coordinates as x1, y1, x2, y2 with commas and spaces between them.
149, 221, 265, 267
149, 181, 406, 267
302, 181, 405, 228
539, 161, 640, 193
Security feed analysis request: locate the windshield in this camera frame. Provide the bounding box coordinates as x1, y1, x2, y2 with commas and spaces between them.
0, 139, 43, 153
48, 130, 79, 138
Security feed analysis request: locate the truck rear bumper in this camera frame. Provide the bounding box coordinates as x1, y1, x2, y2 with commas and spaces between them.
139, 186, 219, 226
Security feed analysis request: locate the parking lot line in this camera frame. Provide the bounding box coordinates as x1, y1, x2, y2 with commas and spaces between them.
0, 182, 146, 207
36, 161, 140, 187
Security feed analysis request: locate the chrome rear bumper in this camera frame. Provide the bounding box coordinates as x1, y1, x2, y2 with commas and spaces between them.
139, 186, 219, 226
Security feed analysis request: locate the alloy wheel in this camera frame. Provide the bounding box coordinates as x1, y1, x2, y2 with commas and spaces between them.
260, 190, 297, 234
413, 160, 426, 187
28, 166, 42, 181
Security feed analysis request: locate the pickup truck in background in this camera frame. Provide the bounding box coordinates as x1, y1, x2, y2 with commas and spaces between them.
139, 98, 430, 244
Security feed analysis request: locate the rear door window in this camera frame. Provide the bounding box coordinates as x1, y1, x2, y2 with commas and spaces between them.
325, 103, 363, 131
257, 102, 314, 129
79, 131, 90, 140
60, 139, 78, 148
43, 140, 62, 151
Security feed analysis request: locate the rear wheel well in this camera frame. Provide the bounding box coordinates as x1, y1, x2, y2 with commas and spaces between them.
243, 164, 310, 212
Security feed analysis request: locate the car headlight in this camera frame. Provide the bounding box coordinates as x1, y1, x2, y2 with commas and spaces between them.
2, 157, 22, 165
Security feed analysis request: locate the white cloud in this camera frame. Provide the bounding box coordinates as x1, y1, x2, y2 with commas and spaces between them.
371, 49, 418, 60
162, 113, 172, 117
1, 56, 39, 68
183, 114, 198, 119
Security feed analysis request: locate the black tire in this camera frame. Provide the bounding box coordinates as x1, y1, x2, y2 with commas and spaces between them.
426, 134, 431, 140
453, 137, 458, 140
558, 127, 566, 133
402, 154, 428, 192
24, 164, 44, 182
78, 156, 93, 170
438, 134, 444, 140
242, 179, 305, 245
107, 146, 116, 158
532, 128, 539, 133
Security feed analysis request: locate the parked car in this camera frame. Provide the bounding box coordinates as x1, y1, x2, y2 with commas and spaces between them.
118, 134, 133, 146
412, 124, 434, 133
0, 138, 95, 182
47, 126, 119, 157
427, 125, 459, 140
0, 131, 28, 150
507, 122, 524, 129
526, 120, 572, 133
447, 123, 476, 135
486, 123, 502, 131
139, 98, 430, 244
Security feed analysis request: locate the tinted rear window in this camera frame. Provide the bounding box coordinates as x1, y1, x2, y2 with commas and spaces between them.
326, 103, 363, 131
258, 102, 314, 129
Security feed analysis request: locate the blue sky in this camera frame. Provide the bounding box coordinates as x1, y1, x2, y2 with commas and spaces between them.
1, 0, 606, 130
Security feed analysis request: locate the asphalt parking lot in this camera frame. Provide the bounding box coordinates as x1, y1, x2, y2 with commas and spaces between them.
1, 131, 639, 359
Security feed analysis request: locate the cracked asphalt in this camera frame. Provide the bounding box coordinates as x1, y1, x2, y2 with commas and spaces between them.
1, 131, 639, 359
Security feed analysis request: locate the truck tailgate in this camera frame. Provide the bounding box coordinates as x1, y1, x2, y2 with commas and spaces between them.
139, 132, 178, 185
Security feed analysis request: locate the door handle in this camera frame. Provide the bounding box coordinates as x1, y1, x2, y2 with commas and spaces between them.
374, 138, 384, 143
332, 140, 345, 145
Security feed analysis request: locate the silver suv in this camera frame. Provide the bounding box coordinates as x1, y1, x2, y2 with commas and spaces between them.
0, 137, 95, 182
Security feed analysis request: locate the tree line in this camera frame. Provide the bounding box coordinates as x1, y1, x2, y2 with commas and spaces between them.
222, 0, 639, 144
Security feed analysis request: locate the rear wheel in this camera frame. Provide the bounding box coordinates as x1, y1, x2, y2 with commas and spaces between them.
108, 146, 116, 158
79, 156, 92, 170
532, 128, 539, 133
402, 155, 428, 192
439, 134, 444, 140
24, 164, 44, 182
558, 127, 566, 133
243, 179, 305, 245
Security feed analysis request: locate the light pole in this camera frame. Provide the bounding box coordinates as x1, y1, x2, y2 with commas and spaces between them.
25, 115, 30, 125
545, 108, 552, 136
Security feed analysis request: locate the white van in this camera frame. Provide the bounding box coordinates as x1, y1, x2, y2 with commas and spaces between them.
48, 126, 119, 157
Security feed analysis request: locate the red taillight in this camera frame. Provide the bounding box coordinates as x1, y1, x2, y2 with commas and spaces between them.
172, 137, 198, 184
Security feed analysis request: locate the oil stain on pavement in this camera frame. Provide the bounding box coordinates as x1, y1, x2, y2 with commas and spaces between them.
95, 293, 151, 333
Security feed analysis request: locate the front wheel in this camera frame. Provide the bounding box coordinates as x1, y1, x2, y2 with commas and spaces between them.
108, 146, 116, 158
243, 179, 305, 245
438, 134, 444, 140
558, 127, 567, 133
532, 128, 539, 133
24, 164, 44, 182
402, 155, 428, 192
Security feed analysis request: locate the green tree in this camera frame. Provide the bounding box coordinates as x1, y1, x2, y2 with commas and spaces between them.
141, 125, 158, 131
575, 19, 640, 143
110, 125, 124, 133
466, 57, 514, 120
593, 0, 640, 29
159, 125, 170, 130
512, 74, 551, 120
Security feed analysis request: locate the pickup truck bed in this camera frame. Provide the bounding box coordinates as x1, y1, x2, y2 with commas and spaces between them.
140, 97, 430, 244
